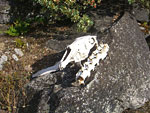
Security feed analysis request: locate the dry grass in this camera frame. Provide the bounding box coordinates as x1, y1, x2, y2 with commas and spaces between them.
0, 72, 29, 113
0, 36, 56, 113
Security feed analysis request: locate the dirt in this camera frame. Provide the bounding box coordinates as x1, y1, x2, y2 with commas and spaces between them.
0, 36, 56, 76
0, 34, 59, 113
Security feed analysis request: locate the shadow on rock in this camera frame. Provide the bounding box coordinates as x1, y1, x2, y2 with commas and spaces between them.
31, 51, 65, 75
18, 90, 43, 113
19, 49, 82, 113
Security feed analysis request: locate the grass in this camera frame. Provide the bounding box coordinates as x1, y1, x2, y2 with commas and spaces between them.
0, 35, 55, 113
0, 72, 29, 113
0, 30, 3, 34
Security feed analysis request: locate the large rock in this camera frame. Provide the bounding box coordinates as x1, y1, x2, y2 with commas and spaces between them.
132, 3, 150, 22
0, 0, 41, 24
20, 12, 150, 113
0, 0, 10, 23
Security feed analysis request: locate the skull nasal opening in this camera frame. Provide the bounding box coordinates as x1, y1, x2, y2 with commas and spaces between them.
62, 47, 71, 61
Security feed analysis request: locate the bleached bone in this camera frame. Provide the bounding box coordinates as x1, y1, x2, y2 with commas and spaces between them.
76, 44, 109, 85
59, 35, 98, 70
32, 62, 60, 78
32, 35, 98, 78
32, 35, 109, 86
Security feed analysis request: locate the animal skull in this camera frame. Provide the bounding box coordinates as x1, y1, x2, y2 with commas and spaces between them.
59, 35, 98, 70
32, 35, 109, 85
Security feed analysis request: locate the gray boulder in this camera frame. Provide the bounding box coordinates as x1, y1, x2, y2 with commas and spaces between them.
132, 3, 150, 22
20, 12, 150, 113
0, 0, 10, 23
45, 39, 73, 52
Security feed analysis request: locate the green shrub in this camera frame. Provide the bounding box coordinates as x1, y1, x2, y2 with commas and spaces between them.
15, 38, 26, 48
128, 0, 150, 8
5, 19, 30, 36
34, 0, 101, 32
0, 30, 3, 34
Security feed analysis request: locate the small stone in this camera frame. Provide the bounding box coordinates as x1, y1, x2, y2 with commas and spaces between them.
14, 48, 24, 57
5, 51, 10, 54
0, 54, 8, 64
1, 54, 8, 62
12, 54, 19, 61
0, 43, 5, 51
26, 43, 29, 48
139, 26, 145, 30
24, 65, 32, 71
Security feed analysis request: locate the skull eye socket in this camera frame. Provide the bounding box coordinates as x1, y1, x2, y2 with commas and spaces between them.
62, 47, 71, 61
89, 37, 95, 44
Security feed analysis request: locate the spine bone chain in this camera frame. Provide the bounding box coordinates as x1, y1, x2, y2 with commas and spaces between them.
76, 44, 109, 85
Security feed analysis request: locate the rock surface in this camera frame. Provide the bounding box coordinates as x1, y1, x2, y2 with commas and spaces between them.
0, 0, 10, 23
0, 54, 7, 70
132, 3, 150, 22
46, 39, 73, 52
20, 12, 150, 113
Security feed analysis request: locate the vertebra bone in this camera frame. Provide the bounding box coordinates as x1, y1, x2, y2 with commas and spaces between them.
76, 43, 109, 85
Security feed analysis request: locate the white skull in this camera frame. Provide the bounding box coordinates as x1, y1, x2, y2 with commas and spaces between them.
59, 35, 98, 70
32, 35, 98, 78
32, 35, 109, 86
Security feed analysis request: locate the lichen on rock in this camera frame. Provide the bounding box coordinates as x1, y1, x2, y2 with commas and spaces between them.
21, 12, 150, 113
